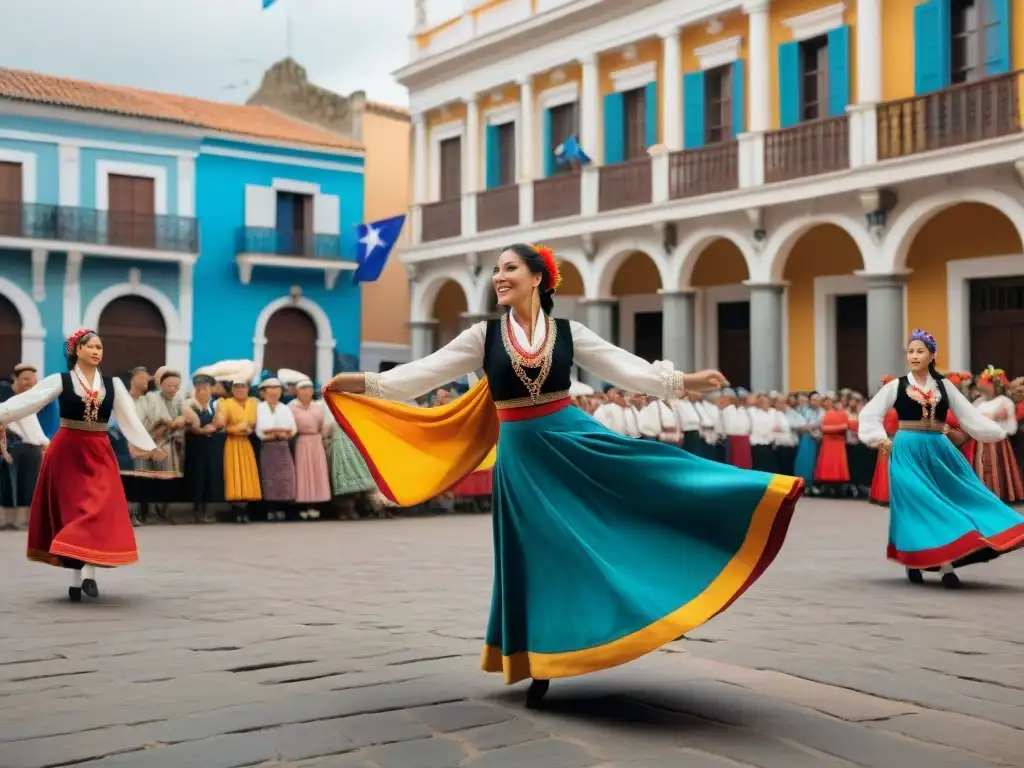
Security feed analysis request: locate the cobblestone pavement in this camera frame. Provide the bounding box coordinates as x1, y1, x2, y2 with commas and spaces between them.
1, 499, 1022, 768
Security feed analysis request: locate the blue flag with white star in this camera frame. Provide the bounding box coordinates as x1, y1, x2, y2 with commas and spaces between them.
555, 135, 591, 167
262, 0, 279, 9
353, 214, 406, 284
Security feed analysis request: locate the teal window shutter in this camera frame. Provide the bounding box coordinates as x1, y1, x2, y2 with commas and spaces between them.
827, 25, 851, 117
778, 41, 801, 128
985, 0, 1011, 75
485, 123, 501, 189
914, 0, 951, 94
543, 108, 554, 177
644, 80, 658, 148
731, 60, 745, 138
683, 71, 705, 148
603, 91, 625, 164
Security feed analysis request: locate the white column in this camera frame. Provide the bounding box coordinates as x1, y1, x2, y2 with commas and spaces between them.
518, 76, 535, 180
176, 156, 196, 218
57, 144, 80, 207
464, 95, 480, 193
744, 0, 771, 132
412, 113, 428, 203
660, 27, 682, 150
856, 0, 882, 103
579, 53, 601, 164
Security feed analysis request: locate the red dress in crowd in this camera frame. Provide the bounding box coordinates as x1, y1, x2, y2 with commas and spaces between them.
869, 409, 899, 505
814, 408, 851, 483
946, 410, 974, 464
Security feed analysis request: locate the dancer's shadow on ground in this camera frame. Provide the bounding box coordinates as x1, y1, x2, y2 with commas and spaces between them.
860, 575, 1024, 593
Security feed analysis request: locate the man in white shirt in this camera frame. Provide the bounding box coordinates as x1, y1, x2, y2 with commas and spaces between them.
621, 392, 643, 439
748, 393, 778, 473
639, 397, 682, 445
673, 393, 704, 455
592, 388, 627, 435
697, 391, 726, 461
3, 364, 49, 530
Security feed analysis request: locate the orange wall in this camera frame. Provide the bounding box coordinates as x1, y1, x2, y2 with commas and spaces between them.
434, 280, 468, 347
881, 0, 915, 101
599, 38, 663, 144
782, 225, 864, 391
558, 260, 584, 296
905, 203, 1022, 368
682, 11, 747, 74
691, 241, 749, 286
361, 110, 412, 347
611, 251, 662, 295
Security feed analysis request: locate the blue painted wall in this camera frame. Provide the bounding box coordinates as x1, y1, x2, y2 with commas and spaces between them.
0, 137, 60, 204
0, 248, 66, 374
79, 259, 180, 317
192, 147, 365, 373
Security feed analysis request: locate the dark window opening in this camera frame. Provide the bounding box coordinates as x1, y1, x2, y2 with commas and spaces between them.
800, 35, 829, 122
497, 121, 516, 186
623, 87, 647, 160
439, 136, 462, 200
275, 190, 313, 256
704, 64, 734, 145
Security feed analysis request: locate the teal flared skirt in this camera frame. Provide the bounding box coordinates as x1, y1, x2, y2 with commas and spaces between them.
887, 430, 1024, 569
481, 405, 803, 684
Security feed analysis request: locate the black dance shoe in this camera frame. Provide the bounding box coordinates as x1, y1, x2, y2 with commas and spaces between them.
68, 586, 81, 602
906, 568, 924, 584
941, 572, 961, 589
525, 679, 550, 709
82, 579, 99, 598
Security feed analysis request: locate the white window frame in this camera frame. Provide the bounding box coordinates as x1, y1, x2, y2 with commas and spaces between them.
537, 82, 579, 111
0, 148, 38, 203
610, 61, 657, 93
430, 120, 466, 202
694, 36, 743, 71
783, 2, 846, 41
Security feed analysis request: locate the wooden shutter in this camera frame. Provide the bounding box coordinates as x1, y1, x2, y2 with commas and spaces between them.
97, 296, 166, 375
603, 92, 625, 164
108, 174, 156, 248
827, 26, 851, 117
683, 71, 706, 149
498, 121, 516, 186
439, 137, 462, 200
0, 162, 23, 237
624, 88, 647, 159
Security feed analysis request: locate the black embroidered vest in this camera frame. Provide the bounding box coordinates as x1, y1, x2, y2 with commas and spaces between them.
892, 375, 950, 423
58, 372, 116, 423
482, 316, 574, 405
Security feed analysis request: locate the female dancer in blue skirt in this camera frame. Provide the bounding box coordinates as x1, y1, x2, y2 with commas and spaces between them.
324, 244, 805, 707
858, 329, 1024, 588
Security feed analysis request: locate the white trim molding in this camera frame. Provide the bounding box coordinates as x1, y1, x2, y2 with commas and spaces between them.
95, 160, 169, 214
537, 82, 580, 111
610, 61, 657, 93
783, 2, 846, 42
252, 296, 337, 386
0, 149, 38, 203
360, 341, 412, 373
58, 144, 81, 207
200, 145, 364, 174
82, 280, 188, 375
430, 120, 466, 202
0, 128, 197, 160
945, 254, 1024, 372
272, 178, 321, 195
0, 276, 46, 373
176, 156, 196, 218
813, 274, 865, 393
484, 103, 519, 126
694, 36, 743, 70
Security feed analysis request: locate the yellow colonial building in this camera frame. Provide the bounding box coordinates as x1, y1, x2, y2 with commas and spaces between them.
398, 0, 1024, 394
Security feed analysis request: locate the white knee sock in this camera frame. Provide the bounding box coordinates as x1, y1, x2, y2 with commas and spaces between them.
71, 570, 82, 588
83, 565, 96, 581
939, 563, 955, 575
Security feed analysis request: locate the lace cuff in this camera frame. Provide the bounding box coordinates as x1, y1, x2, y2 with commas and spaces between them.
655, 362, 687, 399
363, 372, 382, 398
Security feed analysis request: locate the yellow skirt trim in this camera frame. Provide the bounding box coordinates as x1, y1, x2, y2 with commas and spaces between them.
480, 473, 802, 684
323, 378, 500, 507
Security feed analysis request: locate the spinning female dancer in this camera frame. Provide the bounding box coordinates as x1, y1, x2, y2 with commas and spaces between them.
323, 244, 805, 707
0, 330, 165, 601
858, 330, 1024, 587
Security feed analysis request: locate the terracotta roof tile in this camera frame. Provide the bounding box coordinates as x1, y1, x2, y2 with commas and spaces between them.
0, 67, 363, 152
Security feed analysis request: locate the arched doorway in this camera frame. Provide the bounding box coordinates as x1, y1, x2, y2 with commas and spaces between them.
906, 202, 1024, 374
433, 279, 469, 348
264, 308, 317, 379
691, 240, 750, 389
610, 251, 662, 362
0, 294, 21, 377
97, 296, 166, 377
781, 224, 866, 394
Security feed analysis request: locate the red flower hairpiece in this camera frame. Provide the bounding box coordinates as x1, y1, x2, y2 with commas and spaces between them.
530, 243, 562, 292
880, 375, 895, 386
979, 365, 1009, 387
65, 328, 95, 355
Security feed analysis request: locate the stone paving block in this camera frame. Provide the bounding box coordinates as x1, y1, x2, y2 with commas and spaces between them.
71, 731, 280, 768
334, 710, 433, 748
462, 738, 601, 768
363, 736, 467, 768
262, 721, 356, 761
455, 717, 550, 751
874, 711, 1024, 765
411, 700, 514, 732
0, 725, 153, 768
679, 728, 857, 768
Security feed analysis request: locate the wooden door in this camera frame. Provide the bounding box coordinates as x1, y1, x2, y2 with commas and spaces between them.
0, 161, 22, 237
970, 276, 1024, 374
624, 87, 646, 160
0, 294, 21, 376
108, 174, 156, 248
264, 308, 317, 380
835, 294, 868, 394
97, 296, 166, 376
633, 311, 663, 364
717, 301, 750, 390
498, 122, 516, 187
439, 137, 462, 200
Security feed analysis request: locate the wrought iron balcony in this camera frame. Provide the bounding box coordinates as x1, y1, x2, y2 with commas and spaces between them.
0, 201, 198, 253
236, 227, 345, 259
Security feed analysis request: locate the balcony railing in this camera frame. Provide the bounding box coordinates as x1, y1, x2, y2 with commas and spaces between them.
764, 116, 850, 184
877, 71, 1021, 161
476, 184, 519, 232
534, 171, 581, 221
237, 227, 344, 259
598, 157, 652, 211
669, 142, 739, 199
421, 198, 462, 242
0, 202, 198, 253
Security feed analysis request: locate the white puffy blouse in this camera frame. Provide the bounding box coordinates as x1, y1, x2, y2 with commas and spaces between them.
365, 310, 686, 403
0, 367, 157, 451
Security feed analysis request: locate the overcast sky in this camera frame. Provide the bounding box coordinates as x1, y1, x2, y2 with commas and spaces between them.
0, 0, 465, 107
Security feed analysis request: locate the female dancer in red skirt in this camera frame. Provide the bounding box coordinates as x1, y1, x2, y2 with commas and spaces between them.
0, 329, 165, 602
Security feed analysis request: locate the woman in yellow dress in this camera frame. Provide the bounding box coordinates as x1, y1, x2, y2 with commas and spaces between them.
219, 380, 261, 522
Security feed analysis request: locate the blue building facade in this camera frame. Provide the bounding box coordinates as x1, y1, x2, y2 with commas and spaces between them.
0, 71, 364, 386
